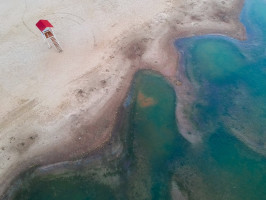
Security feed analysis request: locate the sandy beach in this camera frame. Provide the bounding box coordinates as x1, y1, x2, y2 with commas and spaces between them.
0, 0, 245, 197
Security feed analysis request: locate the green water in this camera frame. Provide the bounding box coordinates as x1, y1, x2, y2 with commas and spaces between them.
10, 71, 187, 200
12, 175, 116, 200
8, 0, 266, 199
122, 71, 187, 199
176, 0, 266, 153
172, 0, 266, 198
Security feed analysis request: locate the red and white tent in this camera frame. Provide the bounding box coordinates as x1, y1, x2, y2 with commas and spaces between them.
36, 20, 53, 32
36, 19, 62, 52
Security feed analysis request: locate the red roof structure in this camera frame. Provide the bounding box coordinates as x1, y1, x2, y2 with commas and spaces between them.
36, 20, 53, 32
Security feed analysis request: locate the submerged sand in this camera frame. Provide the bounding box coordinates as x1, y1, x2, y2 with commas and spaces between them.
0, 0, 245, 197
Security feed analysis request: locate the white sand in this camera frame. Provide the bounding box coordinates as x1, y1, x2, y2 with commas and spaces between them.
0, 0, 245, 196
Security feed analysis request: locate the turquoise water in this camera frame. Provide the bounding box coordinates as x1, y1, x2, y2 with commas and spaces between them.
173, 0, 266, 198
121, 71, 187, 199
7, 0, 266, 199
176, 0, 266, 154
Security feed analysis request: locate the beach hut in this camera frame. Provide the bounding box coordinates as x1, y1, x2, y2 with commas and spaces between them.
36, 19, 63, 52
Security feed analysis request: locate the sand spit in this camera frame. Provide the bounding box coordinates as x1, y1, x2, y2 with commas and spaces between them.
0, 0, 245, 197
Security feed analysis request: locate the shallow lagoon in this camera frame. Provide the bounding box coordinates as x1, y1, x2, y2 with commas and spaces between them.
176, 0, 266, 155
11, 71, 187, 200
8, 0, 266, 199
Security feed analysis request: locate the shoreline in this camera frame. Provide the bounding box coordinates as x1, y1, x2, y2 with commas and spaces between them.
3, 97, 129, 199
0, 0, 246, 198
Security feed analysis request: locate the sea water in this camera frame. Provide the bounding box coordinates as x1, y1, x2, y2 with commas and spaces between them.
8, 0, 266, 199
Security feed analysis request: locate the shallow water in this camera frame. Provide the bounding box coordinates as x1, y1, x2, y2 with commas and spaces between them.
176, 0, 266, 155
12, 175, 117, 200
121, 71, 187, 199
8, 0, 266, 199
10, 71, 187, 200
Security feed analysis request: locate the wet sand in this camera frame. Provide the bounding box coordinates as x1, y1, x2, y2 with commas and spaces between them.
0, 0, 245, 197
